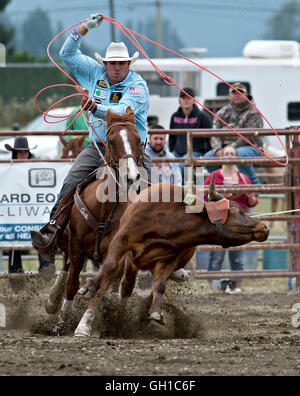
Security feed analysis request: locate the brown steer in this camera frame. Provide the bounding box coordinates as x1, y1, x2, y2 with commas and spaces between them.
74, 175, 269, 337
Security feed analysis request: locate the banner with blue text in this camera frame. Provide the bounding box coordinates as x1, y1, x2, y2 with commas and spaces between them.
0, 162, 72, 248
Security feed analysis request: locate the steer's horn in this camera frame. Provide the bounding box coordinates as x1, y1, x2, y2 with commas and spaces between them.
208, 172, 217, 200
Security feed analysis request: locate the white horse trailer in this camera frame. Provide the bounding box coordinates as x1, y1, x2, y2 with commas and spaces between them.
132, 40, 300, 152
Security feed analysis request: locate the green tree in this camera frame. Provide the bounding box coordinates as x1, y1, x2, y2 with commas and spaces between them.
0, 2, 48, 63
119, 17, 185, 58
264, 0, 300, 41
0, 0, 15, 51
22, 8, 53, 58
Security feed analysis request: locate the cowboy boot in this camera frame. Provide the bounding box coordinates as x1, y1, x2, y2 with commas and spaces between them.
31, 187, 76, 263
31, 228, 58, 263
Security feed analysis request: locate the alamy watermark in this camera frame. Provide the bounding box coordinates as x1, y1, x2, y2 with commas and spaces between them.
0, 43, 6, 67
291, 303, 300, 328
95, 164, 205, 213
0, 303, 6, 328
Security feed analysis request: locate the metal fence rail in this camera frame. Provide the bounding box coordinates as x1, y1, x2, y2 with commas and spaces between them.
0, 270, 299, 281
1, 127, 300, 285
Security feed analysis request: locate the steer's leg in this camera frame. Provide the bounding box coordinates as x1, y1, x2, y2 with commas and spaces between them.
120, 254, 138, 298
149, 260, 177, 323
74, 258, 123, 337
54, 236, 85, 336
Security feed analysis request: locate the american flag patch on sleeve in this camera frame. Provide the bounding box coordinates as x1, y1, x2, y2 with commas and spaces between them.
129, 87, 141, 95
71, 31, 80, 41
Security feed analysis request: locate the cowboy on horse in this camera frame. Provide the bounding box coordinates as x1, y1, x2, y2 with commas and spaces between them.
31, 13, 154, 259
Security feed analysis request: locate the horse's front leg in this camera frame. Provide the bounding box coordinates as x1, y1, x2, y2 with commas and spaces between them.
45, 248, 70, 315
53, 236, 85, 336
74, 258, 123, 337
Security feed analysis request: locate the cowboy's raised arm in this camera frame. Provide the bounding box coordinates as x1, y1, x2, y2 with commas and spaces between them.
59, 14, 103, 87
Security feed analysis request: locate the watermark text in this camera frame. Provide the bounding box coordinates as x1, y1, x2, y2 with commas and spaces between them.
0, 43, 6, 67
0, 303, 6, 328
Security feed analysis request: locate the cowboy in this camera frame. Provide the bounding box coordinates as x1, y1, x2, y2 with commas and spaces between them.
31, 13, 154, 262
5, 136, 36, 160
5, 137, 36, 281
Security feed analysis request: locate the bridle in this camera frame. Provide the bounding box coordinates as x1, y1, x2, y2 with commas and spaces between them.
105, 122, 144, 169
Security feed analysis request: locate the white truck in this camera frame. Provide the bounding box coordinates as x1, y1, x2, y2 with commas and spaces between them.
132, 40, 300, 151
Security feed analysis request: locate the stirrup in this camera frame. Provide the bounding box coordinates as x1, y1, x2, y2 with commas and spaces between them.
31, 229, 59, 263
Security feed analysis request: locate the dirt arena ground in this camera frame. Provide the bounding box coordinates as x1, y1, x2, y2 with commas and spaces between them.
0, 276, 299, 376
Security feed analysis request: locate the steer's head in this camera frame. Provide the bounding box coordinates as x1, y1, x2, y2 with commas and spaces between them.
203, 173, 269, 248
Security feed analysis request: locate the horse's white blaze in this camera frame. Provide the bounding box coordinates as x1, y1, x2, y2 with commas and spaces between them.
120, 129, 138, 180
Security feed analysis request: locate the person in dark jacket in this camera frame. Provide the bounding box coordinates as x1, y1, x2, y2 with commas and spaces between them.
169, 88, 212, 182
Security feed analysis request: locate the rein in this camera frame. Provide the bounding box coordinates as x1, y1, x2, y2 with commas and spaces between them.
74, 121, 143, 263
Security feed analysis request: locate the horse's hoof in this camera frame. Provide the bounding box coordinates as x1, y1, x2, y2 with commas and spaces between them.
78, 287, 95, 299
74, 325, 91, 337
149, 312, 164, 323
74, 332, 89, 338
45, 299, 60, 315
170, 268, 190, 283
78, 287, 88, 295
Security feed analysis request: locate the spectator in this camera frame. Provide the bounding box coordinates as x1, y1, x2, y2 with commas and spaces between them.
204, 145, 258, 294
4, 137, 53, 277
204, 82, 263, 185
146, 125, 182, 185
169, 87, 212, 181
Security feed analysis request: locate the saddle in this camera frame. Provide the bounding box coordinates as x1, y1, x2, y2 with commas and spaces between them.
38, 168, 120, 264
74, 175, 120, 263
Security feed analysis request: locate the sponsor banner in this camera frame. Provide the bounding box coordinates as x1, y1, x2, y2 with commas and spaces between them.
0, 162, 72, 247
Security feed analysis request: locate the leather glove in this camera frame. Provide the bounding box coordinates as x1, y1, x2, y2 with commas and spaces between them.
83, 13, 103, 30
81, 96, 97, 113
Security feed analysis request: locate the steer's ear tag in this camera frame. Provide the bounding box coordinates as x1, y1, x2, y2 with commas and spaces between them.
183, 193, 196, 206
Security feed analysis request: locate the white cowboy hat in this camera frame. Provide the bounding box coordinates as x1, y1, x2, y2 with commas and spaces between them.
95, 42, 139, 65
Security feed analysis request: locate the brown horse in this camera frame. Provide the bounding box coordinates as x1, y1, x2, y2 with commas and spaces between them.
60, 135, 86, 159
74, 176, 269, 337
46, 107, 144, 335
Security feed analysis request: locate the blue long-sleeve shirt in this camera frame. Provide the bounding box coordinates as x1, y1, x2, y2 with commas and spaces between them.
59, 31, 150, 143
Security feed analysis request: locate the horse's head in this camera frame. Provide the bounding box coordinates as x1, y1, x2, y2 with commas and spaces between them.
60, 136, 85, 159
105, 107, 142, 188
